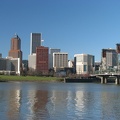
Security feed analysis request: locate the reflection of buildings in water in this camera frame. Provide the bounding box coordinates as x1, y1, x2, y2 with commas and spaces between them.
66, 91, 85, 118
13, 89, 49, 119
47, 90, 56, 113
67, 90, 101, 118
67, 91, 76, 109
18, 90, 38, 119
7, 90, 21, 120
33, 90, 48, 111
75, 91, 101, 118
74, 91, 84, 112
32, 90, 49, 119
27, 90, 36, 115
14, 90, 37, 120
47, 90, 68, 116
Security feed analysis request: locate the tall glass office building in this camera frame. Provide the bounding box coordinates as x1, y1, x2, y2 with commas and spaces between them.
30, 33, 41, 55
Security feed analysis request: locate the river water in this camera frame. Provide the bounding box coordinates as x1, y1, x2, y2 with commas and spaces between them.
0, 82, 120, 120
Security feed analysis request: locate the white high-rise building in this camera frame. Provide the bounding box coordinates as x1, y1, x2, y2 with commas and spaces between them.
30, 33, 41, 55
28, 53, 36, 70
53, 52, 68, 72
49, 48, 61, 69
74, 54, 94, 74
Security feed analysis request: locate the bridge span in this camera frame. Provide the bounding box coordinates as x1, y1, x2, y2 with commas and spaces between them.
93, 73, 120, 84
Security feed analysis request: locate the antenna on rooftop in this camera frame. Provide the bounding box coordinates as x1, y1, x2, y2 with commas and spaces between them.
41, 39, 44, 46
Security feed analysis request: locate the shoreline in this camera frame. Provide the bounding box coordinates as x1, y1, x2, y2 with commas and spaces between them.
0, 79, 64, 82
0, 75, 64, 82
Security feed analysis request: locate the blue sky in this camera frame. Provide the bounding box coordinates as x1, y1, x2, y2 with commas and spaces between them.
0, 0, 120, 61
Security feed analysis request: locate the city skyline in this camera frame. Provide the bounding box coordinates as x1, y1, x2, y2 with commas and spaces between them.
1, 0, 120, 61
1, 32, 119, 62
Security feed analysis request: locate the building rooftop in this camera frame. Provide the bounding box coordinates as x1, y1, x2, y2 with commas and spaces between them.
13, 33, 19, 39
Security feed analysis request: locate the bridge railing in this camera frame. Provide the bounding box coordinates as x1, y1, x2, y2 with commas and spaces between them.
93, 70, 120, 75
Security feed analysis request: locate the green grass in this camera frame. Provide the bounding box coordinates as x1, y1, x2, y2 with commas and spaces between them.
0, 75, 63, 82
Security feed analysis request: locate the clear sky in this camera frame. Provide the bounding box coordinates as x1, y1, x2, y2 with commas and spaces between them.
0, 0, 120, 61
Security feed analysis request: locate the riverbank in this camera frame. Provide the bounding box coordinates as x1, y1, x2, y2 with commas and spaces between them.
0, 75, 64, 82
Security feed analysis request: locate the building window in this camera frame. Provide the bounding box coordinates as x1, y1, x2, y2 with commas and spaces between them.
84, 65, 87, 71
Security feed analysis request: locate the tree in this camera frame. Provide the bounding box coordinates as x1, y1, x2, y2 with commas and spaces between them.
49, 68, 54, 77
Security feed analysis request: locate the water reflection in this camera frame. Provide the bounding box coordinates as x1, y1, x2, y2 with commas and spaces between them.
7, 90, 20, 120
33, 90, 49, 119
0, 82, 120, 119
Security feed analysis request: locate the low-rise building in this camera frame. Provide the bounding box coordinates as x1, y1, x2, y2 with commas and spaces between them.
0, 57, 20, 75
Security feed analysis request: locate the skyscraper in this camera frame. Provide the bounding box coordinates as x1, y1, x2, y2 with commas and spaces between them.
30, 33, 41, 55
8, 34, 22, 61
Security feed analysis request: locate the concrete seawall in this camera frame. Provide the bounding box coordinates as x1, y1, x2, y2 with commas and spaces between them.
64, 78, 101, 83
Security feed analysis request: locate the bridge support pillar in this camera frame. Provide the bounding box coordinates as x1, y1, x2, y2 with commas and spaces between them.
101, 77, 104, 84
104, 77, 107, 84
101, 76, 107, 84
115, 76, 120, 85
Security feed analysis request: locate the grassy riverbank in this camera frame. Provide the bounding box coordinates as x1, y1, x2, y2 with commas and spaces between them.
0, 75, 64, 82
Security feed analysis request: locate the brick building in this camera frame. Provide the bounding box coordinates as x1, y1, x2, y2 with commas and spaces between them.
8, 34, 22, 74
36, 46, 49, 74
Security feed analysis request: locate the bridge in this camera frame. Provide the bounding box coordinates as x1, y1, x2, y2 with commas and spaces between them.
92, 73, 120, 84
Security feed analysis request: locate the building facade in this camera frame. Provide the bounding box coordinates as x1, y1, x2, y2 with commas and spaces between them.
74, 54, 94, 74
30, 33, 41, 55
36, 46, 49, 74
53, 52, 68, 72
101, 48, 117, 70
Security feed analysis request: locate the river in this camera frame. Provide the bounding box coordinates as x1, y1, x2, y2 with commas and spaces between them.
0, 82, 120, 120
